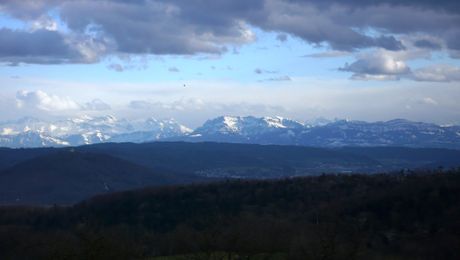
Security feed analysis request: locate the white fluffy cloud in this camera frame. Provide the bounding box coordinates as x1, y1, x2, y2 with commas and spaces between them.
341, 47, 460, 82
340, 50, 410, 80
16, 90, 81, 111
15, 90, 113, 112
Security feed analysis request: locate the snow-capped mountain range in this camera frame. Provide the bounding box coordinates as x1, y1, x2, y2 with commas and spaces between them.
1, 115, 459, 149
0, 115, 191, 148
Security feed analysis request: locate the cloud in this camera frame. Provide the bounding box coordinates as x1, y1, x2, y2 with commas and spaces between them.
341, 47, 460, 82
83, 99, 111, 111
420, 97, 438, 106
0, 0, 57, 20
0, 28, 76, 65
15, 90, 112, 113
128, 98, 283, 115
1, 0, 460, 64
248, 1, 408, 51
305, 50, 350, 58
129, 98, 206, 111
406, 97, 438, 110
106, 56, 149, 72
414, 39, 442, 50
168, 67, 180, 73
30, 15, 58, 31
340, 51, 410, 80
59, 0, 257, 56
411, 64, 460, 82
373, 36, 406, 51
129, 100, 157, 110
0, 27, 110, 65
449, 50, 460, 59
262, 75, 292, 81
350, 74, 400, 81
254, 68, 277, 74
107, 63, 124, 72
276, 33, 287, 42
16, 90, 81, 111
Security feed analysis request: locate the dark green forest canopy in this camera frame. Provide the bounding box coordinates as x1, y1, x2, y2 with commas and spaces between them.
0, 170, 459, 259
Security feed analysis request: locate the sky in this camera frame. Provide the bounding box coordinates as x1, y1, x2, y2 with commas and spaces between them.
1, 0, 460, 127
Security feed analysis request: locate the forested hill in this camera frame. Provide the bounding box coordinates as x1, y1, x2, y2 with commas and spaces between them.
0, 170, 459, 259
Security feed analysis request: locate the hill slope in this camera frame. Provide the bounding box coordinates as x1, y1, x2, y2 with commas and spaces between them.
0, 151, 191, 205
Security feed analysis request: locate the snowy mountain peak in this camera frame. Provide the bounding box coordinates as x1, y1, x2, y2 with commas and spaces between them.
263, 116, 286, 128
196, 115, 304, 137
197, 116, 241, 134
263, 116, 304, 129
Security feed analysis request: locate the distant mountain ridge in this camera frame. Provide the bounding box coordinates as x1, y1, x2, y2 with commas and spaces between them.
183, 116, 460, 149
1, 115, 459, 149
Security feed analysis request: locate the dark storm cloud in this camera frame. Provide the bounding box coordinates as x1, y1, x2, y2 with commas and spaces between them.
0, 0, 57, 19
252, 0, 459, 51
0, 28, 80, 64
373, 36, 405, 51
414, 39, 442, 50
1, 0, 460, 64
445, 31, 460, 51
58, 0, 261, 55
286, 0, 460, 13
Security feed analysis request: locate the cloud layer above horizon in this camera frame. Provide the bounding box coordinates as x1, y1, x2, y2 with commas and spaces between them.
0, 2, 458, 57
0, 0, 459, 81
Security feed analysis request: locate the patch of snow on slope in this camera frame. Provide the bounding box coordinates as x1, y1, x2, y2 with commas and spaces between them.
222, 116, 240, 132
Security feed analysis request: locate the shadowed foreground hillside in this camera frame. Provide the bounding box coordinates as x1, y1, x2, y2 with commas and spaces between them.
0, 150, 201, 205
0, 170, 459, 259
